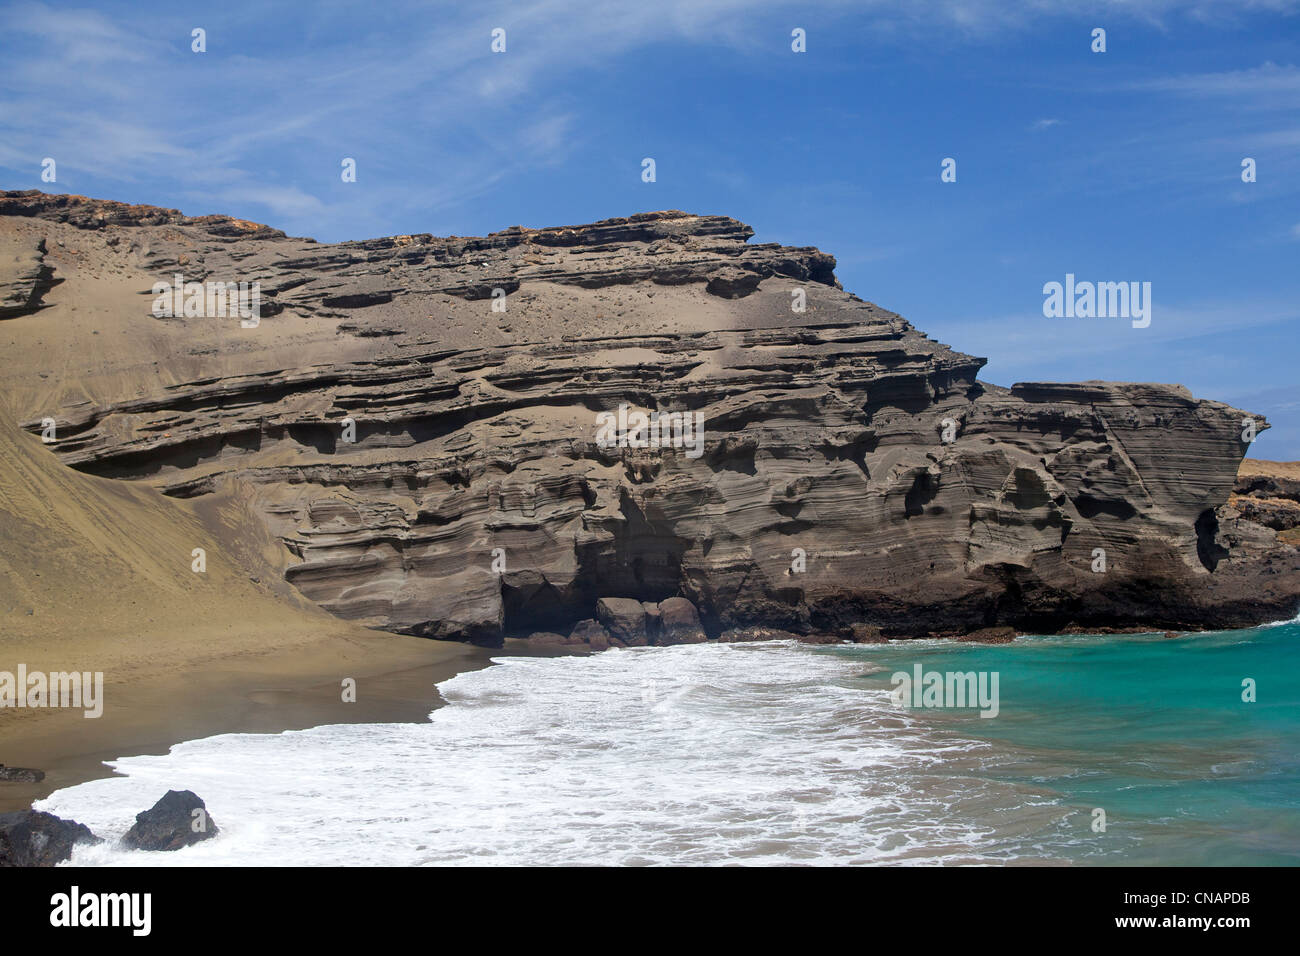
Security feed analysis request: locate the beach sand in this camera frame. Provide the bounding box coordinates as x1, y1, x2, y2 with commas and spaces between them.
0, 629, 496, 813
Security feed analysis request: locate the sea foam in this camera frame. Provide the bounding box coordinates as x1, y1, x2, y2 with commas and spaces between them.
41, 641, 1008, 866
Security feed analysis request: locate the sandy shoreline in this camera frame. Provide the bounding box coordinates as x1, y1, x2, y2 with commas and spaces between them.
0, 632, 500, 814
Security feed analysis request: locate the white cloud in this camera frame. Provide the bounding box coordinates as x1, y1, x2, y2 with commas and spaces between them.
1133, 61, 1300, 97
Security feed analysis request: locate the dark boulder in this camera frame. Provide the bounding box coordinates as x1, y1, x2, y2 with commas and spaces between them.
0, 764, 45, 783
656, 597, 708, 645
718, 626, 803, 643
795, 632, 839, 644
595, 598, 648, 646
121, 790, 218, 851
569, 618, 612, 651
849, 623, 887, 644
526, 631, 570, 646
963, 626, 1017, 644
0, 810, 100, 866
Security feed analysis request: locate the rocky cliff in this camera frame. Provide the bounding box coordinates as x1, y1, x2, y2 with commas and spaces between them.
3, 189, 1297, 645
1233, 460, 1300, 546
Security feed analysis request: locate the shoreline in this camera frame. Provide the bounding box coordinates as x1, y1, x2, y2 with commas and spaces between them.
6, 611, 1294, 816
0, 632, 500, 814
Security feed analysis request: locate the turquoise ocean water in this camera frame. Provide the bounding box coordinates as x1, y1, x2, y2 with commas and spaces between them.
838, 618, 1300, 864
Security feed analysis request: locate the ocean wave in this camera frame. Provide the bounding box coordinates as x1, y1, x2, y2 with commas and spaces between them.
1262, 607, 1300, 627
40, 641, 1032, 867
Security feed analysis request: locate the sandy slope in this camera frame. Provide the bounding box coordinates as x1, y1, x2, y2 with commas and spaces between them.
0, 385, 494, 812
0, 213, 383, 676
0, 394, 369, 676
0, 230, 494, 809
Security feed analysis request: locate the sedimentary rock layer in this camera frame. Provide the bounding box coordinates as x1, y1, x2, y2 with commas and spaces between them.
3, 189, 1297, 644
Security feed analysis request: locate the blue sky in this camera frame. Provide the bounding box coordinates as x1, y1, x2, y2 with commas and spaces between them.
2, 0, 1298, 456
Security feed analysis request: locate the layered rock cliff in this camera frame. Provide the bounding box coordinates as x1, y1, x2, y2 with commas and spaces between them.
3, 189, 1297, 645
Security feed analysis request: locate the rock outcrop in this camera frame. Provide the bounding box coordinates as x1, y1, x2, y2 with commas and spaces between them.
568, 619, 612, 650
0, 235, 61, 318
596, 597, 649, 647
120, 790, 218, 851
4, 190, 1298, 645
0, 810, 100, 866
1233, 460, 1300, 543
658, 596, 708, 644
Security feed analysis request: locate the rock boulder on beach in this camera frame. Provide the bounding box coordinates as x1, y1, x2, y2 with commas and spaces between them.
0, 810, 100, 866
121, 790, 218, 852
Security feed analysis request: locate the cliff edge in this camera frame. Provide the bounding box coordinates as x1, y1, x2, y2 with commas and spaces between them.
3, 189, 1297, 645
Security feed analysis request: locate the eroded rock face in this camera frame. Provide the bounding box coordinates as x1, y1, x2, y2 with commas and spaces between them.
0, 236, 61, 318
5, 190, 1299, 643
1233, 466, 1300, 540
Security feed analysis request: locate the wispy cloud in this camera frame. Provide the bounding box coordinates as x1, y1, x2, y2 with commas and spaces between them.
0, 0, 808, 236
211, 184, 328, 221
924, 297, 1300, 377
517, 113, 580, 165
1132, 60, 1300, 97
5, 0, 1299, 240
1127, 61, 1300, 124
0, 0, 157, 63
